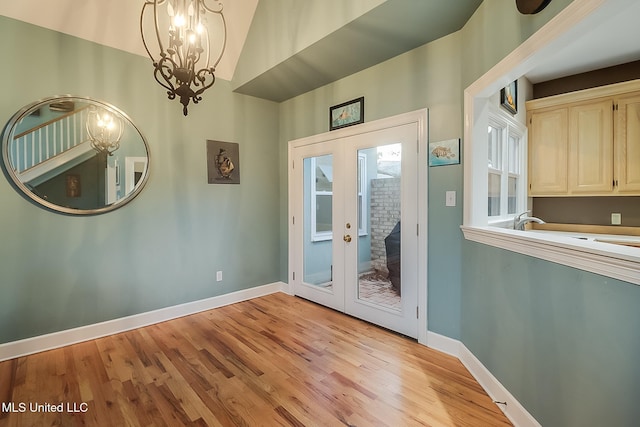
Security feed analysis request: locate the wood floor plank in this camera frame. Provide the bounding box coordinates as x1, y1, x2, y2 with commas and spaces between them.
0, 293, 512, 426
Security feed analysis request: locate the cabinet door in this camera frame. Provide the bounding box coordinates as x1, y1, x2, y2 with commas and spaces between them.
616, 93, 640, 193
528, 108, 568, 195
568, 99, 613, 194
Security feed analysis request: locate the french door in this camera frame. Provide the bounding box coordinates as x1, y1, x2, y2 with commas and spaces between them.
289, 120, 422, 338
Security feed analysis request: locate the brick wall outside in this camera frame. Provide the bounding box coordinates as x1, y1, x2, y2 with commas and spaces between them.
369, 177, 400, 274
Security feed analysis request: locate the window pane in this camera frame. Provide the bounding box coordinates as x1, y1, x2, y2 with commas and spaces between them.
316, 194, 332, 232
508, 135, 519, 174
488, 173, 501, 216
315, 155, 333, 192
488, 125, 502, 169
508, 176, 517, 214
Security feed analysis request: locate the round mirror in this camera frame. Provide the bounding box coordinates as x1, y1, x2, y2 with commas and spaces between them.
1, 96, 150, 215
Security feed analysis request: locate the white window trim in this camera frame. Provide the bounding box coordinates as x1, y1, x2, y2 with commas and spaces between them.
462, 0, 640, 287
487, 106, 527, 226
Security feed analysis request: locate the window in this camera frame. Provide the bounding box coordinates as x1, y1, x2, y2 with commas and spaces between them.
487, 111, 526, 225
310, 154, 367, 241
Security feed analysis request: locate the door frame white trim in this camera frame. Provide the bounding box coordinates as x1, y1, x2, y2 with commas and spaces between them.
287, 109, 429, 345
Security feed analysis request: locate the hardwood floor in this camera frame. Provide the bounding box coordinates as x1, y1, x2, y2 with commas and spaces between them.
0, 293, 512, 426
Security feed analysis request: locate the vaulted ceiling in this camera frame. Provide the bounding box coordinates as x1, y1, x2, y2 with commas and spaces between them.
0, 0, 482, 102
231, 0, 484, 101
2, 0, 640, 102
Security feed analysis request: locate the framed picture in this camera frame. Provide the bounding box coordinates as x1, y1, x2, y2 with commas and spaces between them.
330, 97, 364, 131
429, 138, 461, 167
207, 140, 240, 184
500, 80, 518, 115
66, 174, 81, 197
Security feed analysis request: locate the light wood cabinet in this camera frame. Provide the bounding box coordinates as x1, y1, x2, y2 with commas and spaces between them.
568, 99, 614, 194
526, 80, 640, 196
615, 93, 640, 193
528, 107, 568, 195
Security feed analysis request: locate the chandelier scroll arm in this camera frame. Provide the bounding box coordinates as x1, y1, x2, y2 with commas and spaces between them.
211, 12, 227, 70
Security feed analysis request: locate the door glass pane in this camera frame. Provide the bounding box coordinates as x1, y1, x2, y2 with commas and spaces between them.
313, 155, 333, 236
356, 144, 401, 310
303, 155, 333, 287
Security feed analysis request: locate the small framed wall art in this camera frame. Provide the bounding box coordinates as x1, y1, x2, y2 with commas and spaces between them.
329, 97, 364, 131
429, 138, 461, 167
500, 80, 518, 115
207, 140, 240, 184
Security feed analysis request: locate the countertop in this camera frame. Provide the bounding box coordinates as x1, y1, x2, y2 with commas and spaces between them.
526, 223, 640, 248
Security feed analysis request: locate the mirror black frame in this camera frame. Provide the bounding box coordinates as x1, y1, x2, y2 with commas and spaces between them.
1, 95, 150, 215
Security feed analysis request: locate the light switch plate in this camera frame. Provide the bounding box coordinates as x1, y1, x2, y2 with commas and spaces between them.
445, 191, 456, 207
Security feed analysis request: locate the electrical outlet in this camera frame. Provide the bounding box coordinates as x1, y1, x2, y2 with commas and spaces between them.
611, 213, 621, 225
216, 271, 223, 281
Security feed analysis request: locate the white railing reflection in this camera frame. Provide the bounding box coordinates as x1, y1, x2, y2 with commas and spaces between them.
11, 106, 90, 173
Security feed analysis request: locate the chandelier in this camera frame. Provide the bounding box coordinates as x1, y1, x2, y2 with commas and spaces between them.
140, 0, 227, 116
86, 107, 124, 156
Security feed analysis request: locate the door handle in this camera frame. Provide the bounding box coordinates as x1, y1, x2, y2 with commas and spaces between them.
343, 234, 352, 243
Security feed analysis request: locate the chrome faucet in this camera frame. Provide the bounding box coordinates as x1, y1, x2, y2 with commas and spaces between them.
514, 210, 546, 230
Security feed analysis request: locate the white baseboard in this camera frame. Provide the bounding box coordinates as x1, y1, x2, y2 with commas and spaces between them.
427, 331, 541, 427
0, 282, 285, 362
426, 330, 463, 358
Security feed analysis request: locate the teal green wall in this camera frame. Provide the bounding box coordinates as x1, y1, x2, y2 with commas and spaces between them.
460, 0, 577, 87
0, 17, 281, 343
462, 242, 640, 426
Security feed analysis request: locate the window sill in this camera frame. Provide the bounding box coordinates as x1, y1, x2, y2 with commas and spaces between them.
487, 218, 515, 229
461, 225, 640, 286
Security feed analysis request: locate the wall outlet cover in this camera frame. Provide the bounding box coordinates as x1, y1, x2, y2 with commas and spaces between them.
611, 213, 622, 225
